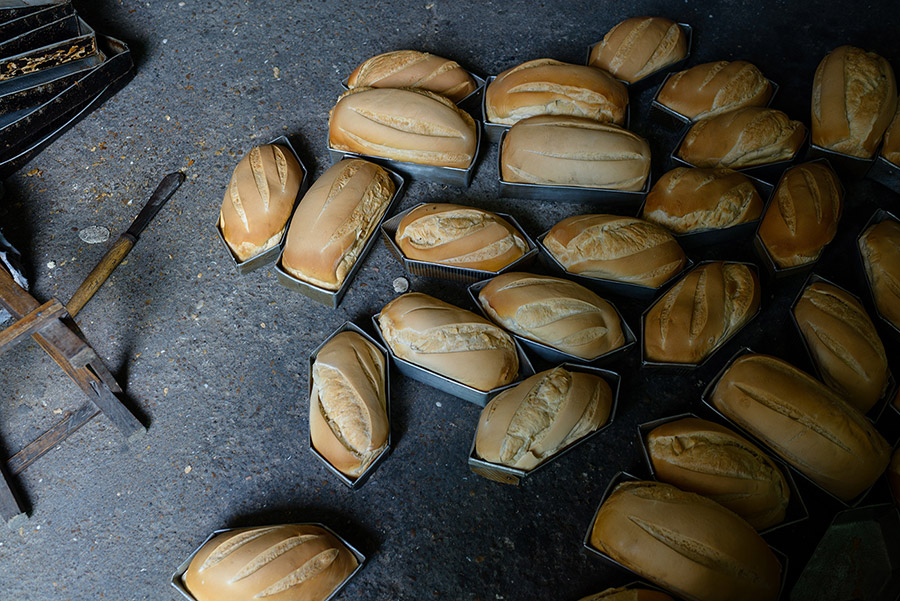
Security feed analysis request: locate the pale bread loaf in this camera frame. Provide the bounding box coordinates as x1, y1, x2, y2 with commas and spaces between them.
881, 104, 900, 165
657, 60, 772, 120
347, 49, 476, 102
589, 17, 687, 83
859, 218, 900, 329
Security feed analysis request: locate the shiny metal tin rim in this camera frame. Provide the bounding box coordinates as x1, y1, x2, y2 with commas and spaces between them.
216, 135, 310, 275
467, 363, 621, 485
0, 12, 86, 61
635, 411, 810, 537
170, 522, 366, 601
807, 143, 876, 178
856, 208, 900, 339
339, 71, 486, 107
379, 203, 539, 284
584, 23, 694, 90
866, 154, 900, 194
273, 164, 407, 308
466, 278, 637, 366
307, 321, 392, 489
370, 312, 535, 407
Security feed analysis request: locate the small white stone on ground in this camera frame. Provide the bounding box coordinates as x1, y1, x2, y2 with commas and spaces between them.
392, 277, 409, 293
79, 226, 110, 244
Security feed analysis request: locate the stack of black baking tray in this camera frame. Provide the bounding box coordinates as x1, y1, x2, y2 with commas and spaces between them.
0, 1, 134, 177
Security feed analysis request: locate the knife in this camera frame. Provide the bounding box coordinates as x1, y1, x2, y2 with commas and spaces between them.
66, 172, 185, 316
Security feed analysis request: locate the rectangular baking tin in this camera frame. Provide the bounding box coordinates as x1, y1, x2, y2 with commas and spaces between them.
0, 15, 97, 84
866, 154, 900, 194
0, 1, 68, 24
466, 278, 636, 367
0, 11, 82, 58
370, 313, 534, 407
639, 261, 762, 371
649, 72, 780, 131
700, 346, 880, 508
327, 123, 481, 187
857, 208, 900, 339
467, 363, 621, 485
339, 70, 486, 109
537, 230, 693, 302
788, 272, 896, 423
379, 204, 538, 283
636, 412, 809, 536
274, 165, 406, 308
170, 523, 366, 601
216, 135, 310, 275
806, 143, 875, 178
582, 470, 790, 599
0, 1, 73, 41
307, 321, 392, 489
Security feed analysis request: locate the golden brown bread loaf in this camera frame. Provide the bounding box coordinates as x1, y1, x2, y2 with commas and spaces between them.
811, 45, 897, 159
859, 218, 900, 329
377, 292, 518, 391
881, 105, 900, 166
544, 215, 687, 287
485, 58, 628, 126
657, 61, 773, 120
500, 115, 651, 191
395, 203, 528, 272
219, 144, 304, 262
478, 271, 625, 360
793, 281, 889, 413
328, 87, 477, 169
677, 107, 806, 169
647, 417, 789, 530
474, 366, 612, 470
281, 159, 395, 290
589, 480, 782, 601
710, 353, 891, 501
641, 167, 764, 233
588, 17, 688, 84
346, 50, 476, 103
183, 524, 358, 601
578, 587, 675, 601
644, 262, 760, 364
757, 161, 842, 268
310, 331, 388, 478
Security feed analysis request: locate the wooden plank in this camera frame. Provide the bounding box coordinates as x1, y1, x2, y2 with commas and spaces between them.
0, 299, 66, 357
7, 403, 100, 475
0, 464, 25, 525
86, 368, 145, 442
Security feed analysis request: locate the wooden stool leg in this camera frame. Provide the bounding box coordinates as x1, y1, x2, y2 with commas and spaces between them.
0, 463, 26, 528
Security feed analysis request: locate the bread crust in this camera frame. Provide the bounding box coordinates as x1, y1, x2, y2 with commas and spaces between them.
347, 49, 476, 102
589, 17, 687, 83
881, 104, 900, 165
859, 218, 900, 329
657, 60, 772, 120
578, 588, 675, 601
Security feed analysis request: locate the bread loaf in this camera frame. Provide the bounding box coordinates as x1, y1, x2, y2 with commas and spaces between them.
793, 281, 889, 413
677, 107, 806, 169
281, 159, 395, 290
811, 45, 897, 159
881, 105, 900, 166
544, 215, 686, 287
588, 17, 687, 83
183, 524, 358, 601
328, 87, 477, 169
310, 331, 388, 478
647, 417, 789, 530
395, 203, 528, 272
710, 353, 891, 501
501, 115, 651, 191
219, 144, 304, 262
589, 480, 782, 601
757, 161, 842, 268
485, 58, 627, 126
657, 61, 773, 120
377, 292, 518, 391
642, 167, 764, 233
347, 50, 476, 103
859, 218, 900, 329
578, 587, 675, 601
475, 366, 612, 470
478, 271, 625, 359
644, 262, 760, 364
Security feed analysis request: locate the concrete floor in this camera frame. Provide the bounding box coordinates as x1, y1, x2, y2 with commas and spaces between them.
0, 1, 899, 600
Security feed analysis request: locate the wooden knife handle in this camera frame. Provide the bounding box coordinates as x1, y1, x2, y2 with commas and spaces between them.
66, 234, 136, 317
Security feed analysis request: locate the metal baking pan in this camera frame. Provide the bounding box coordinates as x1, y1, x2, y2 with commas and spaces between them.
866, 154, 900, 195
170, 523, 366, 601
307, 321, 392, 490
585, 23, 694, 93
496, 128, 648, 208
370, 312, 535, 407
468, 363, 621, 485
857, 208, 900, 339
274, 165, 406, 308
380, 203, 538, 283
649, 70, 780, 130
0, 1, 73, 40
0, 54, 102, 114
0, 11, 82, 58
327, 123, 481, 188
582, 470, 790, 599
636, 412, 809, 536
638, 173, 774, 250
339, 68, 486, 110
216, 136, 310, 275
466, 278, 637, 367
536, 230, 693, 302
700, 347, 882, 508
0, 15, 97, 83
0, 1, 68, 24
788, 272, 896, 422
806, 143, 876, 178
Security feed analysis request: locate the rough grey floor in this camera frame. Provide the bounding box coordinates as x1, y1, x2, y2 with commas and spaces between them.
0, 1, 898, 600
